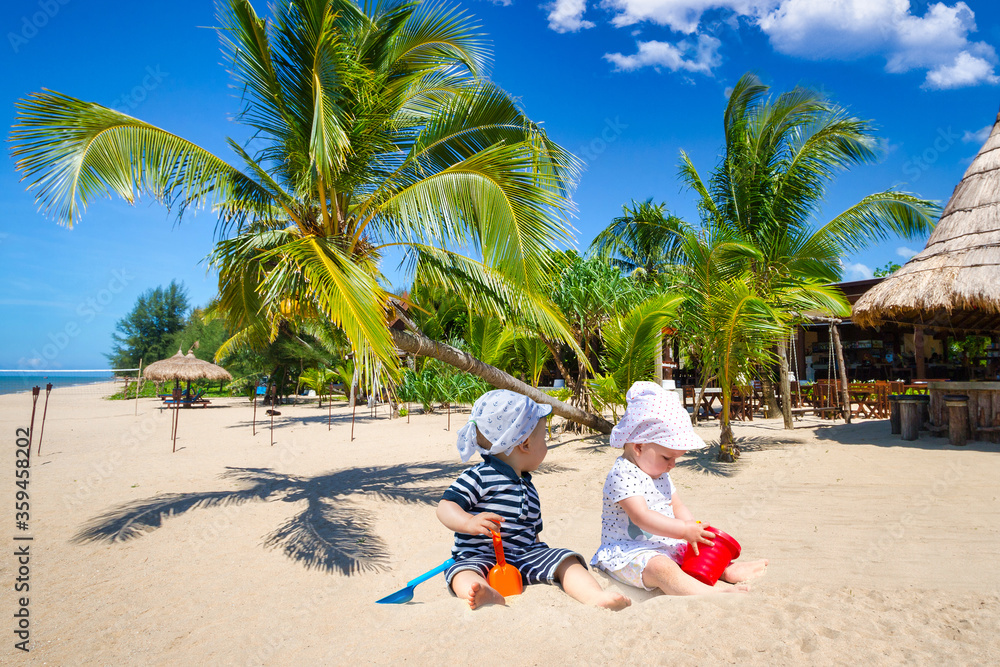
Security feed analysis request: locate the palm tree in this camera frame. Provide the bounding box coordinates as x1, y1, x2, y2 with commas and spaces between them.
670, 227, 845, 459
12, 0, 613, 431
512, 335, 552, 388
299, 366, 337, 407
680, 73, 937, 427
546, 252, 651, 421
590, 199, 690, 381
596, 292, 684, 412
591, 199, 690, 280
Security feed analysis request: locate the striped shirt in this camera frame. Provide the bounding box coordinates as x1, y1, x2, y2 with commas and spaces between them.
441, 455, 543, 557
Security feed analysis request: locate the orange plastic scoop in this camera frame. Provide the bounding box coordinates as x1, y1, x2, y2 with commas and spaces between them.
487, 529, 523, 597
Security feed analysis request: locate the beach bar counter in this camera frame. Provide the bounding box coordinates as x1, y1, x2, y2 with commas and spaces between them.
929, 382, 1000, 444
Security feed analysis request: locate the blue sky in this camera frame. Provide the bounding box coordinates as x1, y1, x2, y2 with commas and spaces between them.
1, 0, 998, 369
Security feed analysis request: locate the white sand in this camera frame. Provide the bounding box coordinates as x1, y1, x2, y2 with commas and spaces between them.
1, 386, 998, 665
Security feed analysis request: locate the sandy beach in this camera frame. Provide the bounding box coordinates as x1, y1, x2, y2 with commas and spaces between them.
2, 386, 998, 665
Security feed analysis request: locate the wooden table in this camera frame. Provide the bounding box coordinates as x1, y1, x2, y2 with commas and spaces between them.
698, 388, 722, 420
928, 381, 1000, 443
730, 386, 756, 421
848, 385, 878, 419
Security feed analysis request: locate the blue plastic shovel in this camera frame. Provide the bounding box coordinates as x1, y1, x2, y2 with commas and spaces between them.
376, 558, 455, 604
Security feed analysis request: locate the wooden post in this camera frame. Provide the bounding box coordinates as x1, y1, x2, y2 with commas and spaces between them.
914, 326, 926, 380
899, 398, 920, 441
662, 328, 677, 384
37, 383, 53, 455
656, 330, 664, 383
171, 385, 181, 445
945, 396, 969, 446
831, 324, 851, 423
252, 392, 257, 436
889, 395, 901, 434
779, 333, 793, 429
27, 386, 40, 464
135, 358, 143, 416
796, 327, 807, 383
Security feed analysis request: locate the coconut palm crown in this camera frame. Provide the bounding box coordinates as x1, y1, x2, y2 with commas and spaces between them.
11, 0, 580, 381
679, 72, 939, 290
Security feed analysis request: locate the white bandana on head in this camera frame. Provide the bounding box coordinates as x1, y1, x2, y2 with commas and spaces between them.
456, 390, 553, 463
610, 381, 706, 451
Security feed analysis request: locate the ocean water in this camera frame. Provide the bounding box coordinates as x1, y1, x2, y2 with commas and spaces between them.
0, 372, 118, 396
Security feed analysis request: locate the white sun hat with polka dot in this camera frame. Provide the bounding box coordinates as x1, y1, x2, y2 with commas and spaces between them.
456, 389, 553, 462
610, 381, 706, 451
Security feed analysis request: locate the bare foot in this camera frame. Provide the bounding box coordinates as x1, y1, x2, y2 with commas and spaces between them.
712, 580, 751, 593
466, 581, 505, 610
721, 559, 769, 584
592, 591, 632, 611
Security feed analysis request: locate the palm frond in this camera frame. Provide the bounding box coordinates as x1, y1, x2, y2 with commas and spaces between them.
813, 191, 939, 253
11, 91, 273, 227
258, 236, 398, 378
407, 245, 581, 356
601, 293, 683, 393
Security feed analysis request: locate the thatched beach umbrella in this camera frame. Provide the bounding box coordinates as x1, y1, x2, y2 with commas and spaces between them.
143, 349, 233, 387
143, 349, 232, 452
853, 109, 1000, 333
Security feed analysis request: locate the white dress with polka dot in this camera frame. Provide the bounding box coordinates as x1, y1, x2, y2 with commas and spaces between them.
591, 456, 688, 573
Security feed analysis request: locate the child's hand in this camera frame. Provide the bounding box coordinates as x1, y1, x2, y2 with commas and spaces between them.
682, 521, 715, 556
464, 512, 504, 536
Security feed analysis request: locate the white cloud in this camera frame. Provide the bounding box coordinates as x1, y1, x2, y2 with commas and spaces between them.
577, 0, 999, 87
601, 0, 773, 33
758, 0, 998, 88
604, 33, 722, 72
757, 0, 896, 58
845, 262, 874, 280
547, 0, 596, 33
924, 51, 1000, 89
896, 246, 919, 259
962, 125, 992, 144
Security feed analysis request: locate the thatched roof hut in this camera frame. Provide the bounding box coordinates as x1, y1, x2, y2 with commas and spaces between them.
853, 109, 1000, 333
143, 350, 233, 383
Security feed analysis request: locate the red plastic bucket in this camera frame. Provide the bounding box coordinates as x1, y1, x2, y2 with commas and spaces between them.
679, 526, 741, 586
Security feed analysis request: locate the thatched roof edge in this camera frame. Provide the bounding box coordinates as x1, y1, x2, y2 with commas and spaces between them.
853, 107, 1000, 331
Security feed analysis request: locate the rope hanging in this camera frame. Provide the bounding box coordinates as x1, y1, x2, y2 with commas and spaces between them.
789, 329, 802, 406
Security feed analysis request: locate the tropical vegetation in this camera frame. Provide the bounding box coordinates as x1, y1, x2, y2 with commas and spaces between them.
107, 281, 190, 369
11, 0, 939, 459
591, 72, 937, 458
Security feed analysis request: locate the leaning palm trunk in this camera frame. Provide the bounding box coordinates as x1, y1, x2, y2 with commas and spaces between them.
391, 329, 614, 433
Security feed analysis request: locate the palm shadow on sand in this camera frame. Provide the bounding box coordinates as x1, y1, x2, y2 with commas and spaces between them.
72, 463, 467, 575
